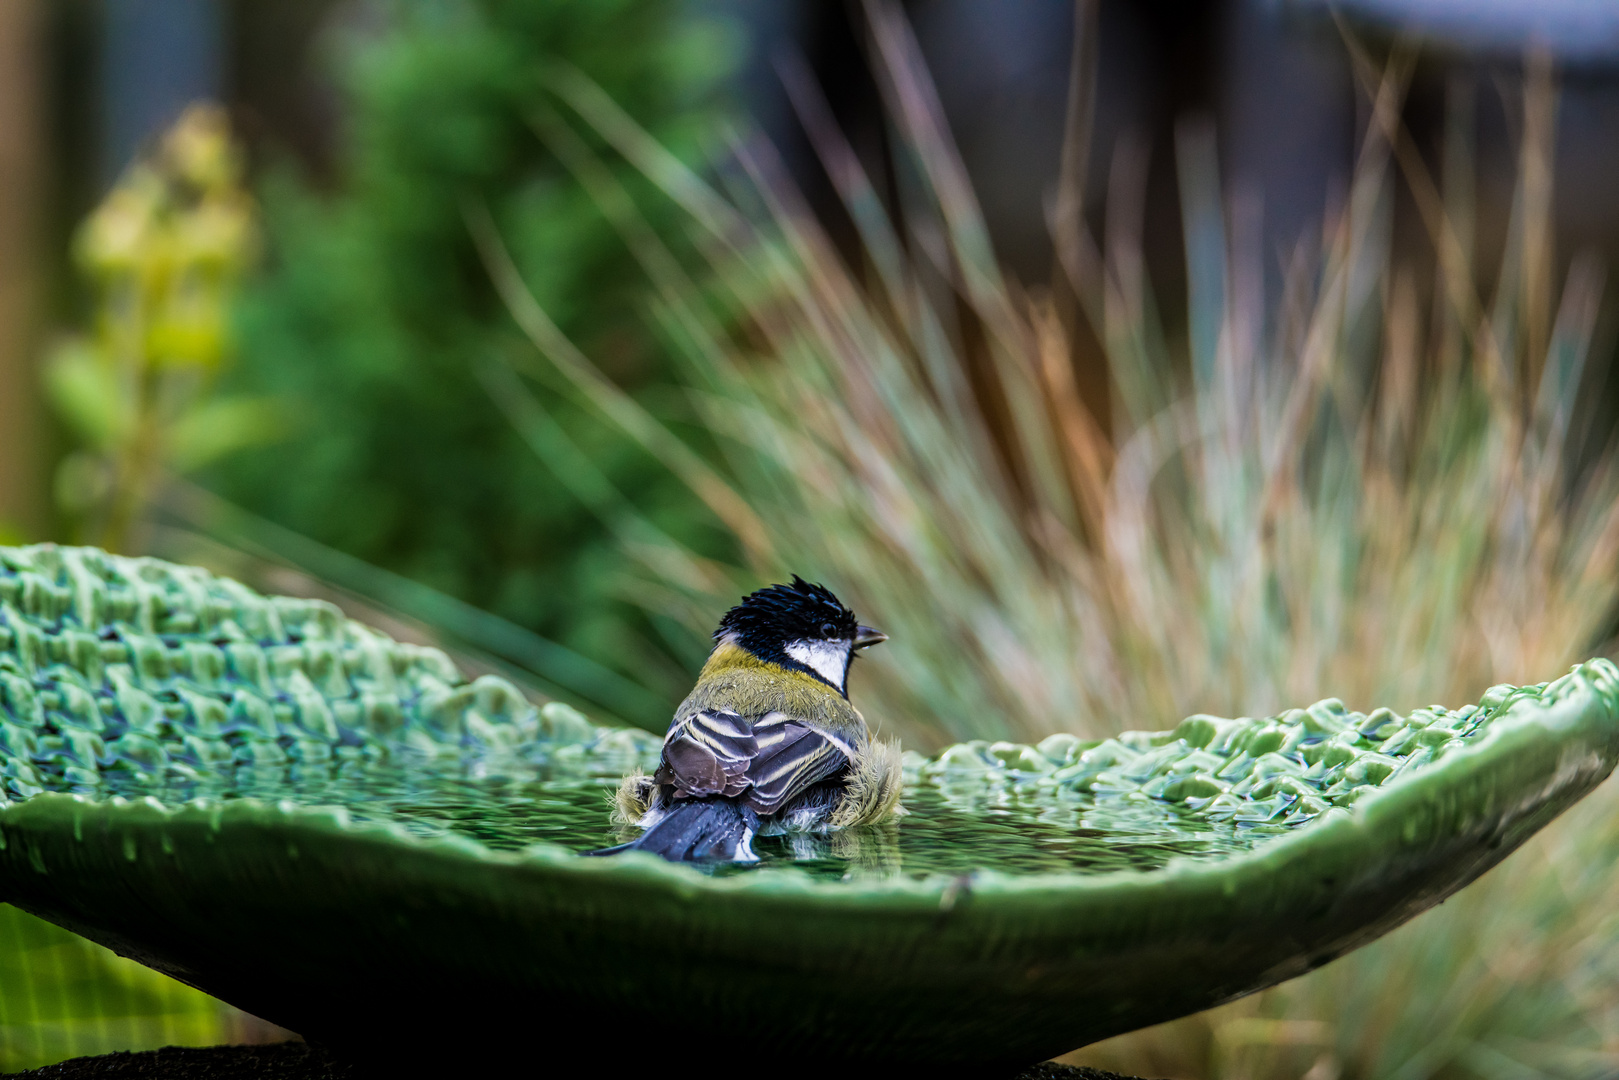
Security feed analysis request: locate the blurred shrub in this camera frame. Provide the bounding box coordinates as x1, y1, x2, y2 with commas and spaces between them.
46, 105, 272, 553
212, 0, 741, 728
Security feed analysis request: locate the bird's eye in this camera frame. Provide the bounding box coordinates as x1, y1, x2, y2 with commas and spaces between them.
820, 621, 836, 637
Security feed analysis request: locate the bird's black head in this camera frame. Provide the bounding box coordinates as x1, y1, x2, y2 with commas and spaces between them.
717, 575, 857, 646
715, 576, 886, 694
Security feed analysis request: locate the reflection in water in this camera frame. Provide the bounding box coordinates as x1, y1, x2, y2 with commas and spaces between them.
69, 749, 1291, 881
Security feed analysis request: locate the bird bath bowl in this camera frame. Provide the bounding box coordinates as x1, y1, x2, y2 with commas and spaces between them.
0, 545, 1615, 1070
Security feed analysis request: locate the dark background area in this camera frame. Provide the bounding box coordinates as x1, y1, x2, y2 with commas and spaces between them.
23, 0, 1619, 440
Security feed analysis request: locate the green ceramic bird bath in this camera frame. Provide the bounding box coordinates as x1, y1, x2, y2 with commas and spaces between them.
0, 545, 1614, 1070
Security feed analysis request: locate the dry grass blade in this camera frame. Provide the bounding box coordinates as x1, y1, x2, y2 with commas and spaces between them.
463, 198, 771, 562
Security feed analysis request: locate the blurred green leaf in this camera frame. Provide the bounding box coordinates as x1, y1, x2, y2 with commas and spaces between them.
52, 452, 113, 517
167, 396, 286, 471
42, 337, 127, 448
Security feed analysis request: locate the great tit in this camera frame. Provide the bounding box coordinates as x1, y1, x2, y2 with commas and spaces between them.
598, 576, 902, 862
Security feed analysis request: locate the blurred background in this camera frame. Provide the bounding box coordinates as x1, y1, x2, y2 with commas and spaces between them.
4, 0, 1619, 1075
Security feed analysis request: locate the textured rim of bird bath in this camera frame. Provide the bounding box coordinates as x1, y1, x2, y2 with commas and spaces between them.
0, 546, 1613, 1067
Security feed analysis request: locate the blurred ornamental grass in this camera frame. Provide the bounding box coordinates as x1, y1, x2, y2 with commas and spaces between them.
473, 4, 1619, 1074
46, 104, 278, 553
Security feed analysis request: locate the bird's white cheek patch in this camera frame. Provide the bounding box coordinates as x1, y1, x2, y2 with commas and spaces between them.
785, 639, 851, 689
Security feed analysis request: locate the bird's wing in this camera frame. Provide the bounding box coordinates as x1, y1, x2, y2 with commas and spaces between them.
656, 709, 757, 798
656, 709, 853, 814
743, 714, 853, 815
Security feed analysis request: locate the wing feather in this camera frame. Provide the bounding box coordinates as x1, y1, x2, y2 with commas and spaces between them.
680, 709, 756, 762
744, 728, 847, 814
655, 710, 757, 797
654, 708, 852, 815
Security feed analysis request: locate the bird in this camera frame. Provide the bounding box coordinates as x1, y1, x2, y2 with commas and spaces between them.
596, 576, 903, 862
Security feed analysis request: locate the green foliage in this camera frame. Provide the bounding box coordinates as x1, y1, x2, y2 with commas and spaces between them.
45, 106, 273, 554
212, 0, 741, 728
0, 905, 231, 1072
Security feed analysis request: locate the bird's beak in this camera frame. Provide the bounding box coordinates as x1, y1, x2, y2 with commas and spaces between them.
854, 625, 888, 649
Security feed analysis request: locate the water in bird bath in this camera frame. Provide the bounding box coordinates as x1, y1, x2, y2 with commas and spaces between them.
13, 691, 1489, 882
0, 545, 1516, 884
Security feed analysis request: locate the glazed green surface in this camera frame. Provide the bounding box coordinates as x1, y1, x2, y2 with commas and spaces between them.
0, 545, 1615, 1066
0, 544, 1538, 880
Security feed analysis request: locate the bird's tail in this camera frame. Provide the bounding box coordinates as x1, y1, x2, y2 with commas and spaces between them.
589, 798, 760, 862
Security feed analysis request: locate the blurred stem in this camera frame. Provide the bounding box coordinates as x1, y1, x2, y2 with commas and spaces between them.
100, 363, 161, 553
1520, 47, 1557, 394
1051, 0, 1110, 438
463, 197, 772, 561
